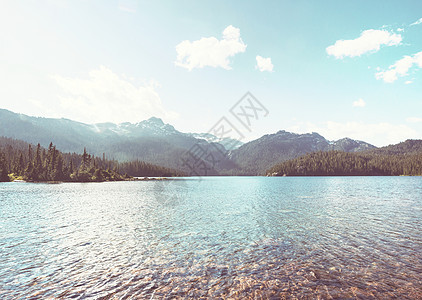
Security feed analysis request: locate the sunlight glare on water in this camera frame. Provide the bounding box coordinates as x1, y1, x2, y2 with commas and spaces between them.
0, 177, 421, 298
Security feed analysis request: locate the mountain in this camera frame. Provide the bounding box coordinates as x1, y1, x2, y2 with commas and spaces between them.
0, 108, 99, 151
369, 139, 422, 155
228, 131, 375, 174
0, 109, 235, 174
328, 137, 375, 152
0, 109, 377, 175
188, 133, 244, 150
0, 109, 186, 149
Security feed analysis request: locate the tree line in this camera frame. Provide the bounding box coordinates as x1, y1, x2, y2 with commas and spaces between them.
267, 141, 422, 176
0, 137, 182, 182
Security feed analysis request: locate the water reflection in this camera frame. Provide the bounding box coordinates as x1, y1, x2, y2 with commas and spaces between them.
0, 177, 421, 298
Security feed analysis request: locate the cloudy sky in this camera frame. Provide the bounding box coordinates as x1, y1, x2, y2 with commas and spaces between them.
1, 0, 422, 146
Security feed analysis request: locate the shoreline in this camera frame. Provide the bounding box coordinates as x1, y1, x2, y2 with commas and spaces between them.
4, 174, 421, 184
8, 177, 174, 184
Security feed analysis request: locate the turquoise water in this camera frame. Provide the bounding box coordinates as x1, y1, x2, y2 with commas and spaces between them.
0, 177, 421, 298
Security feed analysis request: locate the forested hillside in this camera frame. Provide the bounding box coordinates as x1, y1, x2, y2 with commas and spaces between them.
0, 137, 182, 182
267, 140, 422, 176
369, 139, 422, 155
229, 131, 375, 175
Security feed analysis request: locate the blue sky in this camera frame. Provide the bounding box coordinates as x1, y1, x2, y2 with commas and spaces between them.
1, 0, 422, 146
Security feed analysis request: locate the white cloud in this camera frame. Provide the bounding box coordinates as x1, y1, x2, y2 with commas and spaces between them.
410, 17, 422, 26
287, 121, 419, 147
376, 51, 422, 83
175, 25, 247, 71
405, 80, 413, 84
326, 29, 402, 59
352, 98, 366, 107
415, 51, 422, 66
52, 66, 177, 124
256, 55, 274, 72
406, 117, 422, 123
397, 28, 404, 32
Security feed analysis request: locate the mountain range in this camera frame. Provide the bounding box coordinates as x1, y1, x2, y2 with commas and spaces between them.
0, 108, 377, 175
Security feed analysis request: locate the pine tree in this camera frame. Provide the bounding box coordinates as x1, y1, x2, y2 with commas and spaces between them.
81, 148, 89, 171
33, 143, 43, 180
17, 152, 24, 175
27, 144, 32, 162
24, 161, 34, 180
53, 152, 65, 180
68, 159, 74, 175
0, 151, 9, 182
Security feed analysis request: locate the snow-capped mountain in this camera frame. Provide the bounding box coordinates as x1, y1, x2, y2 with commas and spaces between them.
188, 133, 244, 150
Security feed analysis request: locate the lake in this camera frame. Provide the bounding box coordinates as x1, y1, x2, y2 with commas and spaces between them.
0, 177, 421, 298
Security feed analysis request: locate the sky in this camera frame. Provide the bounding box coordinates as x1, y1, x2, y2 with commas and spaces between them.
1, 0, 422, 147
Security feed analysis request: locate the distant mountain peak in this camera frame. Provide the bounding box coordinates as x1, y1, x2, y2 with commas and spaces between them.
329, 137, 375, 152
272, 130, 324, 141
188, 132, 244, 150
145, 117, 164, 125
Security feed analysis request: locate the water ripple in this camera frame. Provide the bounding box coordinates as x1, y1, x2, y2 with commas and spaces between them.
0, 177, 421, 299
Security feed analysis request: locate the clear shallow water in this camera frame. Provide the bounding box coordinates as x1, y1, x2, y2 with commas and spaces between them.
0, 177, 421, 299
